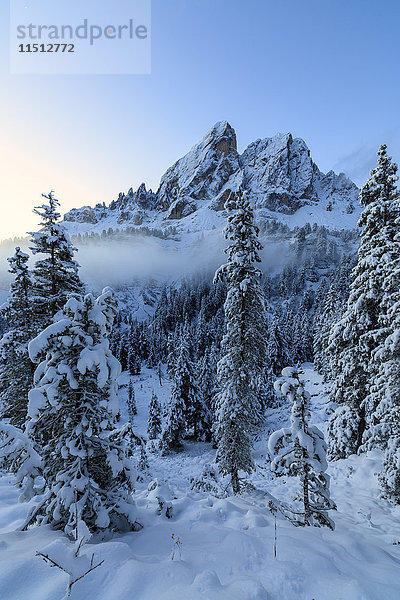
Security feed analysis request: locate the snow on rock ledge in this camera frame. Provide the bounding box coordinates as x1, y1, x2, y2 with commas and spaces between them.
63, 121, 360, 233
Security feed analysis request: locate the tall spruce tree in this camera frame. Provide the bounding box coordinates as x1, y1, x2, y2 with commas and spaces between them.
30, 192, 83, 329
327, 146, 400, 459
0, 247, 35, 427
213, 189, 268, 494
367, 165, 400, 499
24, 288, 138, 536
375, 273, 400, 500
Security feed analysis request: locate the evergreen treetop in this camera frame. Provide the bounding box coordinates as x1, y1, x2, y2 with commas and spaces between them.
29, 191, 83, 325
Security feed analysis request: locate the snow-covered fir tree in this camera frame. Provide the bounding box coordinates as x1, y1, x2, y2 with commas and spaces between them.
0, 247, 35, 427
127, 340, 141, 376
166, 330, 179, 375
24, 288, 138, 536
29, 192, 83, 330
362, 148, 400, 441
197, 344, 219, 418
313, 256, 353, 379
378, 360, 400, 500
0, 421, 43, 502
147, 391, 162, 440
371, 210, 400, 501
195, 302, 209, 358
127, 380, 137, 424
269, 367, 335, 529
137, 442, 150, 481
327, 146, 400, 459
161, 331, 210, 452
266, 312, 292, 376
160, 369, 186, 453
213, 188, 269, 494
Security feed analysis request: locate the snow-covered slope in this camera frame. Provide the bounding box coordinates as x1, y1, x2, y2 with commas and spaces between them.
63, 121, 361, 238
1, 365, 399, 600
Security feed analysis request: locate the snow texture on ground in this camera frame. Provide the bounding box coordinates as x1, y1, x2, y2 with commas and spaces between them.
1, 365, 399, 600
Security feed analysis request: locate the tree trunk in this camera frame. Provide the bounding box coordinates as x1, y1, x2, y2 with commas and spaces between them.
356, 403, 366, 451
303, 469, 310, 526
231, 469, 240, 495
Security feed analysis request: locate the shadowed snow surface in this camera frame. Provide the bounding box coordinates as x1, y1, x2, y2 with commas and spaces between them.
0, 365, 399, 600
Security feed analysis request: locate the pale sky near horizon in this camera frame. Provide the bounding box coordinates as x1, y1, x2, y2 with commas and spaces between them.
0, 0, 399, 240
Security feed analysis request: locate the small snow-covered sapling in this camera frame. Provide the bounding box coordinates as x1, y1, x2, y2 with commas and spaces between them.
268, 367, 335, 529
268, 500, 278, 559
171, 533, 182, 560
36, 536, 104, 599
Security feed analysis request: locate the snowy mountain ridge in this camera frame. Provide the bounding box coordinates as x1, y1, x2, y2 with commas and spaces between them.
63, 122, 361, 237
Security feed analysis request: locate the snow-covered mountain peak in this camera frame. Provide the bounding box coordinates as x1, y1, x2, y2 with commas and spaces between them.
63, 122, 361, 234
155, 120, 239, 218
240, 132, 319, 212
203, 120, 237, 152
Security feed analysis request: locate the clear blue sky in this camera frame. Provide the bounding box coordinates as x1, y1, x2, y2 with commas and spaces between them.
0, 0, 399, 238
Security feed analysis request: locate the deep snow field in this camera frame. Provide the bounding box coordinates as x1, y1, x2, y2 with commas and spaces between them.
1, 365, 400, 600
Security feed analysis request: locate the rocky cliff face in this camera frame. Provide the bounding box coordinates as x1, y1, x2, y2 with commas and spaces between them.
63, 121, 359, 227
64, 184, 156, 225
155, 121, 241, 218
240, 133, 319, 212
